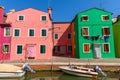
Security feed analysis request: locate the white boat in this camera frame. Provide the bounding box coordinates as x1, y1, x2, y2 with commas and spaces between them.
0, 63, 35, 78
59, 65, 98, 78
0, 64, 25, 78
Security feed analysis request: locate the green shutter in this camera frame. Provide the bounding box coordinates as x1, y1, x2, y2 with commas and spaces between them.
54, 46, 58, 52
55, 34, 58, 39
40, 45, 46, 54
42, 30, 46, 36
19, 16, 24, 20
15, 29, 19, 36
17, 45, 22, 54
68, 46, 72, 52
29, 29, 34, 36
42, 16, 46, 21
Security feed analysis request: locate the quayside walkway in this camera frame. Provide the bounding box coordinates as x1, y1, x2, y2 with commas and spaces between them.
1, 56, 120, 71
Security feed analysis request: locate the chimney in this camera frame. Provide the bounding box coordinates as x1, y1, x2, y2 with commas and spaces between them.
48, 7, 52, 20
6, 9, 15, 15
0, 6, 4, 23
9, 9, 15, 13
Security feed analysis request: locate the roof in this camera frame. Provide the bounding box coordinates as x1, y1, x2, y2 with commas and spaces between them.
72, 7, 113, 22
78, 7, 113, 14
6, 7, 49, 14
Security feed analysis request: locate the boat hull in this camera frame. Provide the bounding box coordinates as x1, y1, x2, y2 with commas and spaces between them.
0, 71, 25, 78
59, 66, 98, 78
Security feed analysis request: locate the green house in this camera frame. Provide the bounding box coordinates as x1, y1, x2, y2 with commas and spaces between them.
72, 8, 115, 59
113, 21, 120, 58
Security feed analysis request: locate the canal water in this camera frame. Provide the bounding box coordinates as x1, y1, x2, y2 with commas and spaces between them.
0, 71, 119, 80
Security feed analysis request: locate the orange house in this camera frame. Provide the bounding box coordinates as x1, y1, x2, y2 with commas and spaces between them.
53, 22, 73, 57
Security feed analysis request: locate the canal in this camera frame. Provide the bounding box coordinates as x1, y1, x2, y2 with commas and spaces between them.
0, 71, 119, 80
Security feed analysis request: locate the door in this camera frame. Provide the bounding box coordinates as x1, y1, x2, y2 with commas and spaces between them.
94, 44, 101, 58
26, 45, 36, 59
60, 46, 66, 55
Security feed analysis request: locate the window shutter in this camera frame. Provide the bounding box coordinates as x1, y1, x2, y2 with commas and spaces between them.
102, 28, 105, 35
40, 45, 46, 53
17, 45, 22, 54
15, 30, 19, 36
106, 28, 110, 35
86, 28, 88, 35
84, 44, 89, 52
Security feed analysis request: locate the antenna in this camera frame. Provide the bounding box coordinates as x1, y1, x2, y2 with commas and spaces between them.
48, 0, 51, 8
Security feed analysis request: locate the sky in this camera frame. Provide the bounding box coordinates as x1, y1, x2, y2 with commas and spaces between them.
0, 0, 120, 22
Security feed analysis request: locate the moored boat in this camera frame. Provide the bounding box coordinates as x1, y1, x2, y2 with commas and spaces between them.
0, 63, 35, 78
59, 65, 105, 78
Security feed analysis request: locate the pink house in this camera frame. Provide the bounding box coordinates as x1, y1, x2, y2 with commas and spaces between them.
53, 22, 72, 57
6, 8, 53, 60
0, 6, 11, 60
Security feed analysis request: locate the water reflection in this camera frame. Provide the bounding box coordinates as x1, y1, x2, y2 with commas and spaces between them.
0, 71, 119, 80
0, 76, 25, 80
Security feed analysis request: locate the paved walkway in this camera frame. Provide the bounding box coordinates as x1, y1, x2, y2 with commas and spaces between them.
1, 56, 120, 71
1, 56, 120, 66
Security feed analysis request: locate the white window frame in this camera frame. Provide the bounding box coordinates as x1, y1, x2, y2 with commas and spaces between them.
28, 28, 35, 37
4, 27, 11, 37
101, 15, 109, 21
13, 28, 21, 37
82, 15, 89, 21
82, 27, 89, 36
102, 26, 110, 36
103, 43, 110, 53
2, 43, 10, 53
40, 15, 47, 21
40, 28, 48, 37
17, 15, 25, 21
83, 43, 90, 53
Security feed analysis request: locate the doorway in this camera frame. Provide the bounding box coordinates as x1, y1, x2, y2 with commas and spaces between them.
93, 44, 101, 58
26, 44, 36, 59
60, 46, 66, 56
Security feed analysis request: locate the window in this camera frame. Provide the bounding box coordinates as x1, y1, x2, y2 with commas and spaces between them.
68, 45, 72, 52
54, 33, 58, 39
18, 15, 24, 21
82, 16, 88, 21
2, 44, 10, 53
83, 44, 90, 53
41, 29, 47, 36
102, 28, 110, 36
40, 45, 46, 54
54, 46, 59, 52
29, 29, 34, 37
17, 45, 22, 54
82, 27, 89, 36
14, 29, 20, 37
102, 15, 109, 21
68, 33, 71, 39
4, 27, 10, 37
104, 44, 110, 53
41, 16, 47, 21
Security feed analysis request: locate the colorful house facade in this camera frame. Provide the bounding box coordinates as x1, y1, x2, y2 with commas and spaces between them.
53, 22, 72, 57
113, 21, 120, 58
72, 8, 115, 59
6, 8, 53, 60
0, 6, 11, 60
